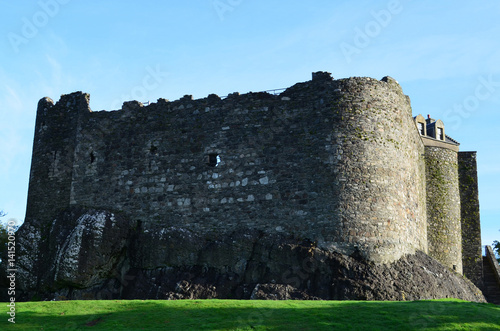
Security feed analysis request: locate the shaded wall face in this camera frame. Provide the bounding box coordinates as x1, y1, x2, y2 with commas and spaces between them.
458, 152, 482, 286
39, 77, 427, 264
69, 91, 345, 245
25, 93, 90, 224
425, 147, 462, 274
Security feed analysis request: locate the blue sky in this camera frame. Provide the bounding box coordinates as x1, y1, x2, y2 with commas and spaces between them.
1, 1, 499, 247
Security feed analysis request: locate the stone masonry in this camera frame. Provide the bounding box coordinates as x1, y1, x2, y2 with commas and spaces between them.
458, 152, 482, 286
425, 146, 462, 273
13, 72, 485, 301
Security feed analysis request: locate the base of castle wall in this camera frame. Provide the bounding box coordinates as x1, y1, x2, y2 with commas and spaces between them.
11, 208, 486, 303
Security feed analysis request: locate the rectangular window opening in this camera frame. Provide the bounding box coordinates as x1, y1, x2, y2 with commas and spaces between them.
207, 154, 220, 167
418, 122, 424, 135
437, 127, 444, 140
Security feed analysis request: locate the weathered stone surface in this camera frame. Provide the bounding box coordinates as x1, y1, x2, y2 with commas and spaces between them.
16, 208, 132, 297
23, 74, 429, 266
250, 284, 319, 300
13, 72, 485, 302
49, 208, 132, 289
425, 147, 462, 273
14, 208, 485, 303
458, 152, 482, 287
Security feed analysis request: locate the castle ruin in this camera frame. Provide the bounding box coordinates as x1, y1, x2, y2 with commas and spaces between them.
15, 72, 485, 301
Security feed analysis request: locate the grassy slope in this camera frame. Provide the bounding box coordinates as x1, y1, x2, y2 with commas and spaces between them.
2, 299, 499, 330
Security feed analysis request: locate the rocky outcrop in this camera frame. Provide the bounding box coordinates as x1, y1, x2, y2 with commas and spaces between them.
14, 208, 485, 303
15, 208, 132, 297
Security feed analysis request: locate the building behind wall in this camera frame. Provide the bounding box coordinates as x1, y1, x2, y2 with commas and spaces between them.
414, 114, 481, 278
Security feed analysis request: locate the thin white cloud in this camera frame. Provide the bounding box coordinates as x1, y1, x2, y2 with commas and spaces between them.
0, 128, 23, 178
45, 54, 64, 88
4, 85, 24, 111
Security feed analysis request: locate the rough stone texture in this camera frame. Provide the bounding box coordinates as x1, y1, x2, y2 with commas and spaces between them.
24, 73, 427, 265
485, 246, 500, 286
16, 208, 132, 294
458, 152, 483, 288
425, 147, 462, 273
25, 94, 90, 223
15, 208, 485, 303
14, 72, 484, 301
483, 246, 500, 304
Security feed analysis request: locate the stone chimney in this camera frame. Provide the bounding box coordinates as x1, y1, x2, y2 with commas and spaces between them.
426, 114, 435, 125
312, 71, 333, 82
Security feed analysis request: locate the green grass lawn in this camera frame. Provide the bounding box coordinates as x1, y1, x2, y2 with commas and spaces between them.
2, 299, 499, 330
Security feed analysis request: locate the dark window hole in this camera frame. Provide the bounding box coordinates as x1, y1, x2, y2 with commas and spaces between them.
207, 153, 220, 167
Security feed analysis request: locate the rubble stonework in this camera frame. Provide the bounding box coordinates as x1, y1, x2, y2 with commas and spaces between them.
13, 72, 484, 301
425, 146, 462, 273
458, 152, 482, 287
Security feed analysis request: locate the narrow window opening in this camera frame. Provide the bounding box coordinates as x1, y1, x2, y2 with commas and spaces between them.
90, 152, 95, 164
150, 145, 158, 155
417, 122, 425, 135
207, 153, 220, 167
437, 127, 444, 140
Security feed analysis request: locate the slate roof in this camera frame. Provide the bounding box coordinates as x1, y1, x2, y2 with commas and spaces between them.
445, 135, 460, 145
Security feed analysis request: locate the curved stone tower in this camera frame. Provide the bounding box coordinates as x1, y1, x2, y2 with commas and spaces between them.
424, 139, 462, 273
324, 76, 427, 263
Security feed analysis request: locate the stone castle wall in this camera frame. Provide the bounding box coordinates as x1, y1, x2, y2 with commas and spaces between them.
25, 93, 90, 224
17, 72, 491, 302
26, 73, 429, 264
458, 152, 482, 286
425, 146, 462, 273
322, 76, 428, 262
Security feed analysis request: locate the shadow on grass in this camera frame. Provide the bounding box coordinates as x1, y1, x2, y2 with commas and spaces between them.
7, 300, 500, 330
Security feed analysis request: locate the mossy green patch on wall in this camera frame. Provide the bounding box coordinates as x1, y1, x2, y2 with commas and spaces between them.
458, 152, 482, 286
425, 146, 462, 273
